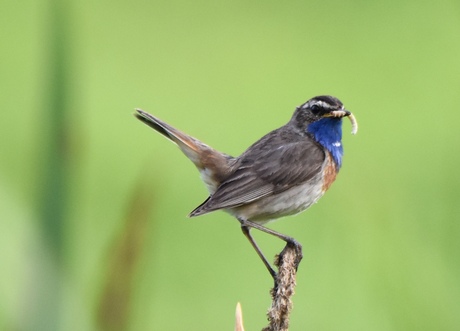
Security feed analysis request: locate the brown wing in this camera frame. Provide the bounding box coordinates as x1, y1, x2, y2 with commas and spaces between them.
189, 127, 325, 216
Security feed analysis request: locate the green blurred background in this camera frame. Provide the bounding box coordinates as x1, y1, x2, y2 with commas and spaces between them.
1, 0, 460, 330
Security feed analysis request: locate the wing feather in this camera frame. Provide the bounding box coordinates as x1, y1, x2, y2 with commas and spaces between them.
190, 128, 325, 216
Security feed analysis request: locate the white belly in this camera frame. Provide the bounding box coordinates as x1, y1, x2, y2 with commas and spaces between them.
228, 172, 325, 224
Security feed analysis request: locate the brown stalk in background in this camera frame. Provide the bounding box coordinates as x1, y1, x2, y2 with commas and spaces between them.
97, 180, 154, 331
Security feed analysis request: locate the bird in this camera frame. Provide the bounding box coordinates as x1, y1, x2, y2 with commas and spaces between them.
134, 95, 357, 278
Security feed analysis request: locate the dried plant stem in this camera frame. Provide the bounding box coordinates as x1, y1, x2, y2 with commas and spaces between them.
262, 242, 303, 331
235, 302, 245, 331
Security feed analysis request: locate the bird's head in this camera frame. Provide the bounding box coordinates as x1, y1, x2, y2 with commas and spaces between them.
291, 95, 357, 134
290, 95, 358, 168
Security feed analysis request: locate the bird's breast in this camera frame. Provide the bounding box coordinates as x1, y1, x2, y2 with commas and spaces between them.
321, 152, 338, 192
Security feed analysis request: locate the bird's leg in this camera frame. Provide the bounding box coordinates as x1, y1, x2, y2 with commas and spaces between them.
239, 219, 303, 276
240, 225, 277, 278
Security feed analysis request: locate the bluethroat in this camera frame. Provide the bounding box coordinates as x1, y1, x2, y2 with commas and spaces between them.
134, 95, 357, 277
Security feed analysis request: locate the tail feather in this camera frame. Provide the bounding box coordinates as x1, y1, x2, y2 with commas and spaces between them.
134, 108, 236, 193
135, 109, 198, 153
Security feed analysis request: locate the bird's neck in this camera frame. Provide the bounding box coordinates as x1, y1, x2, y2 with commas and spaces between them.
307, 118, 344, 168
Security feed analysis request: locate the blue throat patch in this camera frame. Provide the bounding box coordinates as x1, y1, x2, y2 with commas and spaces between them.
307, 117, 344, 168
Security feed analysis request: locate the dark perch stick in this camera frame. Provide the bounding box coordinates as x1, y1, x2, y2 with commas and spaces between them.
262, 242, 303, 331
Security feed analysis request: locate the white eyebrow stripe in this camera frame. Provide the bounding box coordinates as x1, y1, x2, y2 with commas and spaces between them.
314, 100, 333, 109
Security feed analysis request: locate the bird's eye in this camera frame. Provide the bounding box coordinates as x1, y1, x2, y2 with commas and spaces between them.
310, 104, 321, 115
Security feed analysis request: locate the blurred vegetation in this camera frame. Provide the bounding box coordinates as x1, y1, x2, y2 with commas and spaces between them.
1, 0, 460, 330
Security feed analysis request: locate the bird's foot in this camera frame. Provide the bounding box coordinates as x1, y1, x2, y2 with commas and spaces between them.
278, 239, 303, 272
